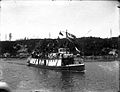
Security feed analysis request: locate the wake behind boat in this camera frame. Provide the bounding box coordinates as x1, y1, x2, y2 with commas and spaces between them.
27, 31, 85, 72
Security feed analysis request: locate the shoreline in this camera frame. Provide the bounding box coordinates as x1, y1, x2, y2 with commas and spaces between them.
0, 56, 119, 62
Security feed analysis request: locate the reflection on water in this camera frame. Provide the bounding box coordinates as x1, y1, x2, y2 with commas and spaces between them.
31, 68, 85, 92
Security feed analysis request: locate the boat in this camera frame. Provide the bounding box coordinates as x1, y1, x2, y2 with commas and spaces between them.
27, 31, 85, 72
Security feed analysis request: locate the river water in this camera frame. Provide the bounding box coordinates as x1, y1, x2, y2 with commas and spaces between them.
0, 59, 119, 92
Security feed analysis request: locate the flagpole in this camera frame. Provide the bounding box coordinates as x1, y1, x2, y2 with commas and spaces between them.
66, 29, 68, 54
66, 29, 67, 39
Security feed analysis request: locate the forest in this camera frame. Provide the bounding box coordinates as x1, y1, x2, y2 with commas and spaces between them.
0, 36, 119, 57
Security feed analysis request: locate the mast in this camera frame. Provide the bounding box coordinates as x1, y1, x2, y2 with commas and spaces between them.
65, 29, 67, 39
65, 29, 68, 54
118, 3, 120, 60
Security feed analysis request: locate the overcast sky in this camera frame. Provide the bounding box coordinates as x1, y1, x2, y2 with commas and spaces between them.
0, 1, 119, 41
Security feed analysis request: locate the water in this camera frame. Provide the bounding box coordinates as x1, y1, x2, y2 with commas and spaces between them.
0, 59, 119, 92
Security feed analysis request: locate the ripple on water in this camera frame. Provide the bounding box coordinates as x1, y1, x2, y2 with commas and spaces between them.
0, 59, 119, 92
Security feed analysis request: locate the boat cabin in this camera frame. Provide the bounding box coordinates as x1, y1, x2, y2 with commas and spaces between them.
58, 48, 70, 54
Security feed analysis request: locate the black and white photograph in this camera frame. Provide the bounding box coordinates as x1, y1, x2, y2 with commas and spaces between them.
0, 0, 119, 92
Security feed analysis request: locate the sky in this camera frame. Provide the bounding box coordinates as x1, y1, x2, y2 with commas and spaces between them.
0, 0, 120, 41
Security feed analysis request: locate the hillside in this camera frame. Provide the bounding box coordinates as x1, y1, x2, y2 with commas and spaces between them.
0, 37, 119, 57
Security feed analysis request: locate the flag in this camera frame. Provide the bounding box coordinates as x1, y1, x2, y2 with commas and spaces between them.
59, 31, 64, 36
75, 47, 81, 53
66, 32, 76, 44
65, 31, 81, 53
67, 32, 76, 39
66, 37, 73, 43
